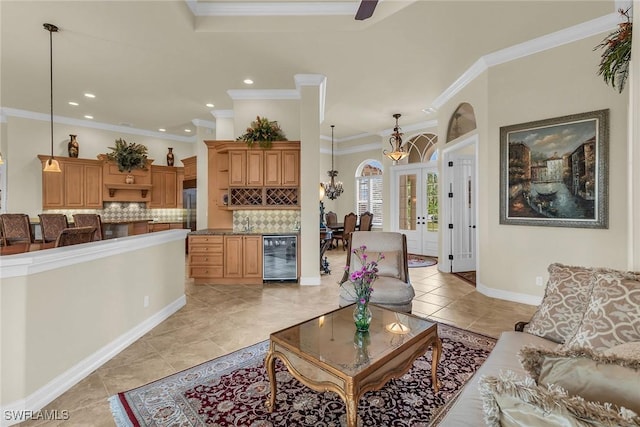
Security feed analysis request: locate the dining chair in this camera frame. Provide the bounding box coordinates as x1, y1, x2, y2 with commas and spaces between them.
325, 211, 340, 248
359, 212, 374, 232
0, 213, 33, 245
55, 226, 96, 247
72, 214, 104, 241
340, 212, 358, 251
38, 213, 69, 243
325, 211, 337, 227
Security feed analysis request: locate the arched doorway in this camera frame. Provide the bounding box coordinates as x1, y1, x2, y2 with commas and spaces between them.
390, 133, 439, 256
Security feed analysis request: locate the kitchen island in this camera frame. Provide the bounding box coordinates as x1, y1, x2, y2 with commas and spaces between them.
0, 230, 188, 423
188, 229, 300, 285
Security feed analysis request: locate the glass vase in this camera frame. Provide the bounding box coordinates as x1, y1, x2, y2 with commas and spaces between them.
353, 300, 372, 332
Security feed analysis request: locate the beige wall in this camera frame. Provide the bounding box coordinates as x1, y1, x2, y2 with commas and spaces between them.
4, 117, 196, 215
441, 35, 629, 298
232, 99, 300, 141
1, 233, 186, 406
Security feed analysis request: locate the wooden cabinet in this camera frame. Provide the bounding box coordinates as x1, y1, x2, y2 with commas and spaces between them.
282, 150, 300, 186
39, 156, 103, 209
188, 235, 224, 280
229, 151, 263, 186
149, 222, 184, 232
150, 165, 178, 208
188, 233, 263, 284
264, 151, 281, 186
181, 156, 197, 180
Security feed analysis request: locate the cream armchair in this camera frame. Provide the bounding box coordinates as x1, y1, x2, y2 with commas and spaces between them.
339, 231, 415, 313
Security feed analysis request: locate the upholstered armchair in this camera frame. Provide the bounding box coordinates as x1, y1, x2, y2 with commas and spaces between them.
339, 231, 415, 313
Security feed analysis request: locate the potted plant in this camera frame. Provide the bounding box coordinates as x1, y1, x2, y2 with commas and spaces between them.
237, 116, 287, 149
595, 7, 632, 93
106, 138, 149, 183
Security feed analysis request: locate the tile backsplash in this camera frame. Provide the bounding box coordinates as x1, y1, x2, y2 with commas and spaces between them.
233, 210, 300, 233
44, 202, 184, 222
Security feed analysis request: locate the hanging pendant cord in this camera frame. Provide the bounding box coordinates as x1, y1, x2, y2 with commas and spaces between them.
49, 26, 54, 159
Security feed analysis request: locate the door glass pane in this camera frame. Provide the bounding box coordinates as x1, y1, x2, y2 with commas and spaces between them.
399, 174, 417, 231
426, 172, 438, 232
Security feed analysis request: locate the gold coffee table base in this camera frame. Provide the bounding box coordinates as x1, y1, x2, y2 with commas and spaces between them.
264, 305, 441, 427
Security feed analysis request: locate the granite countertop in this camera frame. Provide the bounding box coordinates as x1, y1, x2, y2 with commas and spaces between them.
189, 229, 300, 236
103, 219, 154, 224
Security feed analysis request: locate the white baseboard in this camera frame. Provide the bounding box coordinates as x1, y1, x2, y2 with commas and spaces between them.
0, 295, 186, 427
476, 282, 542, 306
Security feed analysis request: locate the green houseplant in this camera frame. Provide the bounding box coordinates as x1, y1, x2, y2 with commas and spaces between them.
106, 138, 149, 173
237, 116, 287, 149
595, 7, 632, 93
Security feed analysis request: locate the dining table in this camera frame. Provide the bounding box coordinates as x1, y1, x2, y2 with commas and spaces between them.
0, 242, 56, 256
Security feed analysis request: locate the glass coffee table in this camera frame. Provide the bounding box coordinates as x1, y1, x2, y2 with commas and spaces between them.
265, 304, 442, 427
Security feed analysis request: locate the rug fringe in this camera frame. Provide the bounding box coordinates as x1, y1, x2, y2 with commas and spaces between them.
109, 394, 135, 427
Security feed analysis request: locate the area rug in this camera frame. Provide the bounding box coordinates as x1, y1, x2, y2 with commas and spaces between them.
110, 324, 495, 426
408, 254, 438, 268
454, 271, 476, 286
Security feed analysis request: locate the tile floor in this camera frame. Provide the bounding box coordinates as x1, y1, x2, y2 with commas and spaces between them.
20, 249, 536, 426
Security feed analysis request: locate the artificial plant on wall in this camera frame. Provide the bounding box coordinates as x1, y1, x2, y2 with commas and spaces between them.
595, 7, 632, 93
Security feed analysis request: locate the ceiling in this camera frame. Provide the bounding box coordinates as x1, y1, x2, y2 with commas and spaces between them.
0, 1, 614, 142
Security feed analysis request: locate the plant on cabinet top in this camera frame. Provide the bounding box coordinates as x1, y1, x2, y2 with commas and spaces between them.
106, 138, 149, 172
237, 116, 287, 149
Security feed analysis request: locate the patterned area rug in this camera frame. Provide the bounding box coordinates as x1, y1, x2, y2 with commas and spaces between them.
110, 324, 495, 426
454, 271, 476, 286
407, 254, 438, 268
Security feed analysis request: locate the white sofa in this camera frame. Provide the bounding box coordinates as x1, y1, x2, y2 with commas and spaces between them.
433, 263, 640, 426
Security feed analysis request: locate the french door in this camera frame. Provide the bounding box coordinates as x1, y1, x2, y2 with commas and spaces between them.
391, 164, 438, 256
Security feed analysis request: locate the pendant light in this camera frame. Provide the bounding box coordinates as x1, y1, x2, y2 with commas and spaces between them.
383, 113, 409, 164
43, 23, 61, 173
322, 125, 343, 200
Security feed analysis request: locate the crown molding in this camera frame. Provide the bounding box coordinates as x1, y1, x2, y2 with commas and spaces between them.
0, 107, 196, 143
430, 12, 620, 111
191, 119, 216, 129
227, 89, 300, 100
379, 119, 438, 137
188, 1, 356, 17
0, 112, 6, 123
211, 109, 234, 119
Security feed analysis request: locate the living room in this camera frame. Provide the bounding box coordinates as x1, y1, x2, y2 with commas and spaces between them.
1, 1, 639, 425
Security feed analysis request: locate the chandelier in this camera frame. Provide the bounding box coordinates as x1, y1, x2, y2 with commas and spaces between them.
43, 23, 61, 173
322, 125, 343, 200
383, 113, 409, 164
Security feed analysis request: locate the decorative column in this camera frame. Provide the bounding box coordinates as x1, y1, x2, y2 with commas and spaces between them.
192, 118, 217, 230
629, 1, 640, 270
296, 74, 326, 286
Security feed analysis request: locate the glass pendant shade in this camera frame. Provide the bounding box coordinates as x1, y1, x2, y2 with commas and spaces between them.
43, 23, 61, 173
322, 125, 344, 200
43, 158, 61, 172
383, 113, 409, 164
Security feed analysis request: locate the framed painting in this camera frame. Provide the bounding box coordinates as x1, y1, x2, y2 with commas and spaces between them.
499, 109, 609, 228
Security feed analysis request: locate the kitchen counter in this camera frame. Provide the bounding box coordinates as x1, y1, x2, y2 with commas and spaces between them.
189, 229, 300, 236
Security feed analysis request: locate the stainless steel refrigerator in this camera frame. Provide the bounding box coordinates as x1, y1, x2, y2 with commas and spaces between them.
183, 179, 197, 231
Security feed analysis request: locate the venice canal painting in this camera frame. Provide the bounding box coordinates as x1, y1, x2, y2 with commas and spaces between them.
500, 110, 609, 229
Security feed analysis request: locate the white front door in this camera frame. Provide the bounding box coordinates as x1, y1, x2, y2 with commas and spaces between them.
391, 164, 439, 256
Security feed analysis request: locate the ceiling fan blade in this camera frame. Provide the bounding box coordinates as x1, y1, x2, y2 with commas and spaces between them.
355, 0, 378, 20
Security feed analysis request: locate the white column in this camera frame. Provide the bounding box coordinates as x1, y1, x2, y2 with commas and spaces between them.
629, 1, 640, 270
296, 74, 326, 285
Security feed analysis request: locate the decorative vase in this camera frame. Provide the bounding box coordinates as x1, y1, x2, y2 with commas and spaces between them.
353, 331, 371, 366
68, 134, 79, 158
125, 174, 135, 184
353, 300, 372, 332
166, 147, 175, 166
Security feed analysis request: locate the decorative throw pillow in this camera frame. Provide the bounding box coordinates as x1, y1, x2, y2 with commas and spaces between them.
563, 273, 640, 351
519, 345, 640, 414
604, 342, 640, 359
353, 251, 401, 279
524, 263, 596, 343
479, 371, 640, 427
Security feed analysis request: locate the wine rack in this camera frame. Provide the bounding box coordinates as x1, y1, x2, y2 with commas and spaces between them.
266, 188, 298, 206
230, 188, 263, 206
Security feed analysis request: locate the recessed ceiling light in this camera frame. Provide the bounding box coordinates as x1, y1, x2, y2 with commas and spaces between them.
84, 93, 95, 98
68, 101, 79, 106
184, 129, 192, 133
84, 115, 93, 119
243, 79, 254, 85
206, 103, 214, 108
158, 128, 166, 132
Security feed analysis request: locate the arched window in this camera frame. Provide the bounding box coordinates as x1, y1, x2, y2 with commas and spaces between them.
406, 133, 438, 163
446, 102, 477, 142
356, 160, 383, 227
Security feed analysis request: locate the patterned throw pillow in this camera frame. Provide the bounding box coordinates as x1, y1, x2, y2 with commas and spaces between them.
479, 372, 640, 427
563, 273, 640, 352
519, 345, 640, 414
524, 263, 596, 343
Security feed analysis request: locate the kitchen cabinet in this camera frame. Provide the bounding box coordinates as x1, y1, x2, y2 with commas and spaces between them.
281, 150, 299, 186
188, 235, 224, 280
181, 156, 197, 180
229, 150, 263, 186
150, 165, 177, 208
264, 151, 281, 186
188, 233, 263, 284
149, 222, 184, 232
38, 156, 103, 209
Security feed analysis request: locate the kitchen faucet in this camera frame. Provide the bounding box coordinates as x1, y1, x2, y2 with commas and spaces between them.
244, 216, 253, 232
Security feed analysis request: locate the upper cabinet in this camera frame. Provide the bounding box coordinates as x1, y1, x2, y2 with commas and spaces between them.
39, 156, 103, 209
150, 165, 178, 208
181, 156, 197, 181
229, 150, 263, 186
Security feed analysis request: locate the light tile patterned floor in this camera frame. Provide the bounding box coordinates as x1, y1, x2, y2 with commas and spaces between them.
19, 249, 536, 426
